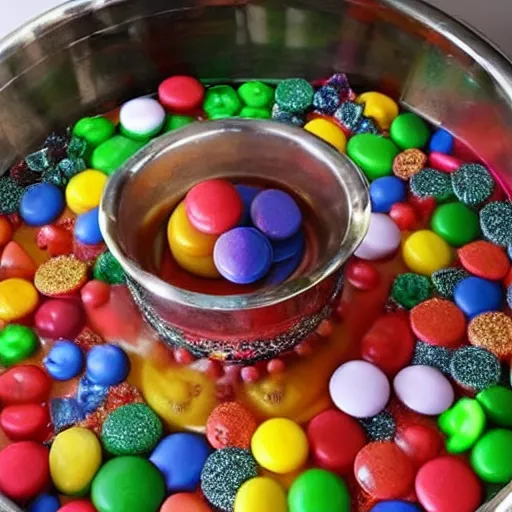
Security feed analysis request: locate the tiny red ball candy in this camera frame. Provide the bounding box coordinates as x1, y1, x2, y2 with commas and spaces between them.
37, 225, 73, 256
0, 441, 50, 502
158, 76, 205, 113
389, 202, 418, 231
267, 358, 285, 374
408, 193, 436, 223
395, 424, 443, 467
240, 366, 260, 383
345, 259, 381, 290
58, 500, 97, 512
0, 365, 52, 405
174, 347, 195, 365
0, 403, 50, 442
185, 179, 243, 235
35, 299, 85, 339
81, 280, 111, 308
316, 319, 333, 337
204, 360, 223, 379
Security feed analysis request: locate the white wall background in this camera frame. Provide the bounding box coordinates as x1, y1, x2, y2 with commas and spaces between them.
0, 0, 511, 58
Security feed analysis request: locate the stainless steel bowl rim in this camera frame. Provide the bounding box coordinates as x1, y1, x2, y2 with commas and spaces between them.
99, 119, 370, 311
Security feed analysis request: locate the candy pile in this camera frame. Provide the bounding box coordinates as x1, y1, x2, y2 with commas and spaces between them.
0, 70, 511, 512
167, 179, 304, 285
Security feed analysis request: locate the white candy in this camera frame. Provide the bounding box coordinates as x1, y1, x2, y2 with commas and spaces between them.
119, 97, 165, 138
355, 212, 401, 260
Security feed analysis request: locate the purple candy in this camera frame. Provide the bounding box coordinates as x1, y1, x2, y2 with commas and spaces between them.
235, 184, 261, 226
250, 189, 302, 240
213, 227, 273, 284
271, 229, 305, 263
264, 245, 304, 285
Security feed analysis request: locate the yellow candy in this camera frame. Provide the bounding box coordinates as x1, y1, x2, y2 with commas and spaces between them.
167, 201, 218, 257
234, 477, 287, 512
304, 118, 347, 152
50, 427, 102, 495
66, 169, 107, 214
402, 229, 453, 276
0, 278, 38, 321
169, 231, 220, 278
251, 418, 309, 474
356, 92, 399, 130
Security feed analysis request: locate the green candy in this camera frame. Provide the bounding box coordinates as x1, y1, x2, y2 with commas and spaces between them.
91, 135, 145, 176
203, 85, 242, 119
0, 325, 39, 367
275, 78, 314, 114
430, 202, 480, 247
239, 107, 271, 119
390, 112, 430, 149
438, 398, 486, 453
471, 429, 512, 483
288, 469, 350, 512
477, 385, 512, 428
92, 456, 165, 512
73, 117, 115, 148
163, 114, 195, 132
346, 134, 400, 180
93, 251, 126, 285
391, 272, 432, 309
101, 403, 162, 456
238, 81, 274, 108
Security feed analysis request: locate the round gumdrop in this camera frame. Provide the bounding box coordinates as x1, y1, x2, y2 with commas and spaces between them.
0, 441, 50, 502
415, 456, 482, 512
160, 493, 211, 512
345, 259, 381, 291
395, 424, 443, 467
354, 441, 415, 500
35, 299, 85, 340
307, 409, 366, 474
361, 314, 414, 376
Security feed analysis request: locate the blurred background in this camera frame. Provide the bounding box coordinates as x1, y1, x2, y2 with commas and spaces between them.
1, 0, 511, 58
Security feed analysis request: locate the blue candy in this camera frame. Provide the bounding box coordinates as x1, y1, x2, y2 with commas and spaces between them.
76, 375, 109, 413
429, 128, 454, 154
235, 184, 260, 226
19, 183, 65, 226
28, 493, 60, 512
150, 433, 212, 492
454, 277, 503, 318
370, 501, 421, 511
271, 230, 305, 263
264, 245, 304, 285
43, 340, 84, 381
75, 207, 103, 245
313, 86, 341, 115
85, 344, 130, 386
370, 176, 407, 213
50, 397, 85, 433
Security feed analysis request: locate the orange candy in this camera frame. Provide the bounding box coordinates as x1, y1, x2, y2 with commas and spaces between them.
0, 217, 13, 247
160, 493, 211, 512
0, 241, 37, 280
458, 240, 510, 281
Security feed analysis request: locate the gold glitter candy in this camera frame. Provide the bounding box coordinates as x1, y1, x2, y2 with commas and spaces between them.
393, 149, 427, 180
467, 311, 512, 360
34, 255, 88, 297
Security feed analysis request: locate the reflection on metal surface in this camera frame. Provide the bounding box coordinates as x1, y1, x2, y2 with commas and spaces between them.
0, 494, 22, 512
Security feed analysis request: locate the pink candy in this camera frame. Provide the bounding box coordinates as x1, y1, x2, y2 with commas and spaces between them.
428, 152, 463, 173
355, 213, 401, 261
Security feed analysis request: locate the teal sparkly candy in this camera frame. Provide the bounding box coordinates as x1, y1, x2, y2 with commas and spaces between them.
25, 148, 53, 172
93, 251, 126, 284
101, 403, 163, 456
391, 273, 432, 309
275, 78, 314, 114
451, 163, 494, 206
0, 177, 24, 214
410, 167, 454, 202
479, 201, 512, 247
431, 267, 469, 298
412, 341, 452, 374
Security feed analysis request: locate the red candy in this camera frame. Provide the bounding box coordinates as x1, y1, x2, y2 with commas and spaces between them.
410, 298, 466, 348
395, 424, 443, 467
158, 76, 205, 113
58, 501, 97, 512
37, 225, 73, 256
415, 456, 482, 512
428, 152, 463, 173
35, 299, 85, 339
307, 409, 367, 474
458, 240, 510, 281
0, 365, 52, 405
345, 259, 381, 291
361, 313, 414, 376
389, 202, 418, 231
81, 280, 111, 308
408, 194, 436, 223
354, 441, 415, 500
0, 403, 50, 442
185, 179, 243, 235
0, 441, 50, 502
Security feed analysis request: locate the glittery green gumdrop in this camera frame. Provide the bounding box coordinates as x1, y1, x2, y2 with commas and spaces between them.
92, 456, 165, 512
73, 116, 116, 148
0, 324, 39, 367
275, 78, 314, 114
431, 267, 468, 298
101, 403, 163, 456
451, 163, 494, 206
346, 134, 400, 181
163, 114, 195, 132
93, 251, 126, 284
203, 85, 242, 119
391, 272, 432, 309
238, 81, 275, 109
91, 135, 146, 176
410, 167, 454, 202
0, 177, 24, 214
390, 112, 430, 150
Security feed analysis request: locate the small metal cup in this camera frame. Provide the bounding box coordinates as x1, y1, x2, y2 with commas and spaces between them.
100, 119, 370, 363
